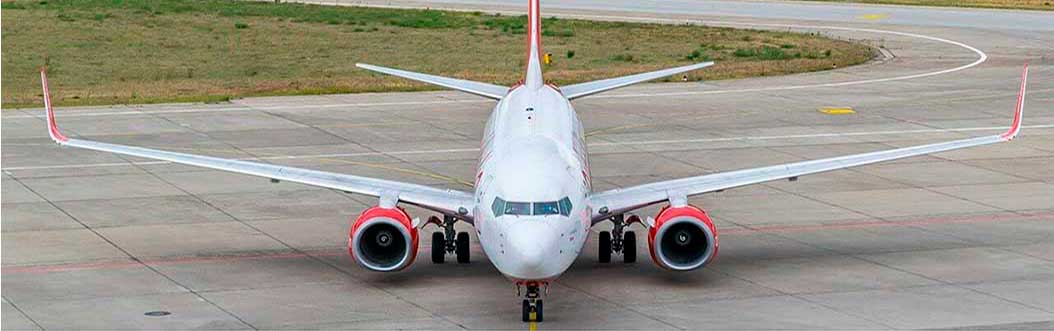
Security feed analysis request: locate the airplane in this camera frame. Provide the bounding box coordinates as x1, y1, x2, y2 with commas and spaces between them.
38, 0, 1028, 323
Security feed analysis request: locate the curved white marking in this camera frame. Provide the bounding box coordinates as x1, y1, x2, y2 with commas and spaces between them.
345, 4, 989, 100
557, 15, 989, 99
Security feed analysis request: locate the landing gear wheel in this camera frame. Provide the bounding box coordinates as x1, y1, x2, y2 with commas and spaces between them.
431, 232, 445, 264
519, 282, 546, 323
522, 299, 531, 322
598, 231, 612, 263
520, 299, 543, 322
623, 231, 637, 263
456, 232, 470, 263
535, 299, 544, 322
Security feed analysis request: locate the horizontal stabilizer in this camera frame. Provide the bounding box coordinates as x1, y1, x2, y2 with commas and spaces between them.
560, 61, 714, 100
356, 63, 508, 100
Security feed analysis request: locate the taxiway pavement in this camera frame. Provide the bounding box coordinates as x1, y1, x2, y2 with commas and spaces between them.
2, 1, 1053, 329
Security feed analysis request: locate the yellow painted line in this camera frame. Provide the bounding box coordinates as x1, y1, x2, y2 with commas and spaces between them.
529, 312, 538, 331
819, 107, 856, 115
858, 13, 888, 21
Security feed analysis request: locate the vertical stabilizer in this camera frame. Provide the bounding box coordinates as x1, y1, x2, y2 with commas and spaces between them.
524, 0, 543, 90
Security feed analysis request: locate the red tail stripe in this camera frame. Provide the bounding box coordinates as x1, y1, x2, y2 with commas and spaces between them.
523, 0, 542, 82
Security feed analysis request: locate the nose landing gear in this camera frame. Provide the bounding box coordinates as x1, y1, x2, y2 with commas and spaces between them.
598, 214, 638, 263
430, 215, 470, 264
518, 282, 547, 322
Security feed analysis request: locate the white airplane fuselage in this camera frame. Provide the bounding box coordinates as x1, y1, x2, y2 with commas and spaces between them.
473, 84, 592, 282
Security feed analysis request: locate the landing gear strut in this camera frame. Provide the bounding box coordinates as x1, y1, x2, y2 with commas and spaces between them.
431, 215, 470, 264
598, 214, 637, 263
519, 282, 546, 322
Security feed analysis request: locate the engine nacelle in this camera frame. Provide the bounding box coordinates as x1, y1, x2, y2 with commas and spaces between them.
349, 206, 418, 272
648, 205, 719, 271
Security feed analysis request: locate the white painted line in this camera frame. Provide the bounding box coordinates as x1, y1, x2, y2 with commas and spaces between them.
5, 124, 1050, 172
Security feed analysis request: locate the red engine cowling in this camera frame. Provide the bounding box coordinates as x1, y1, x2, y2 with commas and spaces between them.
349, 206, 418, 272
648, 205, 719, 271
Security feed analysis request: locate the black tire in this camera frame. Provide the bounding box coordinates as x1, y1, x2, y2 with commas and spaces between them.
456, 232, 470, 263
598, 231, 612, 263
522, 299, 531, 322
536, 299, 544, 322
623, 231, 637, 263
431, 232, 445, 264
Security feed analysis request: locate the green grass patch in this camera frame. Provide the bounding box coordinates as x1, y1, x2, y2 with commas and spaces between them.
1, 0, 874, 108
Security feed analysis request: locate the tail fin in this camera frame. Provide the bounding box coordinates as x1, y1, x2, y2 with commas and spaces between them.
524, 0, 543, 90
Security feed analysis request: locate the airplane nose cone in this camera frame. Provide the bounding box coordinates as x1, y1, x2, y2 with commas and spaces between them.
505, 221, 556, 279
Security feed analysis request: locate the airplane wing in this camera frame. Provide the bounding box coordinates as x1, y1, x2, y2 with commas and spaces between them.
588, 64, 1028, 223
38, 69, 476, 221
560, 61, 714, 100
356, 63, 508, 100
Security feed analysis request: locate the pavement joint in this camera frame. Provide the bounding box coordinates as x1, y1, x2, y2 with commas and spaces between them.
2, 295, 45, 331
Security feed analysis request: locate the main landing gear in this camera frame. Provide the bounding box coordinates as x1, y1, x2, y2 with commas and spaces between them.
599, 214, 637, 264
519, 282, 547, 322
430, 215, 470, 264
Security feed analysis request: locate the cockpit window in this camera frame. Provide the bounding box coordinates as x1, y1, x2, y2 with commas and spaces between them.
534, 201, 560, 215
492, 196, 573, 217
492, 197, 506, 216
558, 197, 573, 216
504, 201, 531, 215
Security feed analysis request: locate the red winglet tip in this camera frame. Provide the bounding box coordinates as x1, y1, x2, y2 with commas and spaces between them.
1001, 63, 1028, 141
40, 69, 69, 143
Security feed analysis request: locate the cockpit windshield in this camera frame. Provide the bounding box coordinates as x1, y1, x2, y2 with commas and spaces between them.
534, 201, 560, 215
504, 201, 531, 215
492, 197, 573, 217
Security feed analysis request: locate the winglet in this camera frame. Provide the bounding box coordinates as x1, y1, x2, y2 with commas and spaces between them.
40, 68, 69, 143
1001, 63, 1028, 141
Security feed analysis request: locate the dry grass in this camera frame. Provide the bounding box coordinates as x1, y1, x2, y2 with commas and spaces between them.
806, 0, 1052, 10
1, 0, 874, 108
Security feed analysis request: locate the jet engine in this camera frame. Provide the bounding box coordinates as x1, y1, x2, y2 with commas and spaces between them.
648, 205, 719, 271
349, 206, 418, 272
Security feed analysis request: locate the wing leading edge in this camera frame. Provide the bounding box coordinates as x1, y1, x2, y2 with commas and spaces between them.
589, 63, 1029, 223
39, 69, 476, 221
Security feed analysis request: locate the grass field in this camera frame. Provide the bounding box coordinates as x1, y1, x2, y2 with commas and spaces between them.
1, 0, 874, 108
808, 0, 1052, 10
